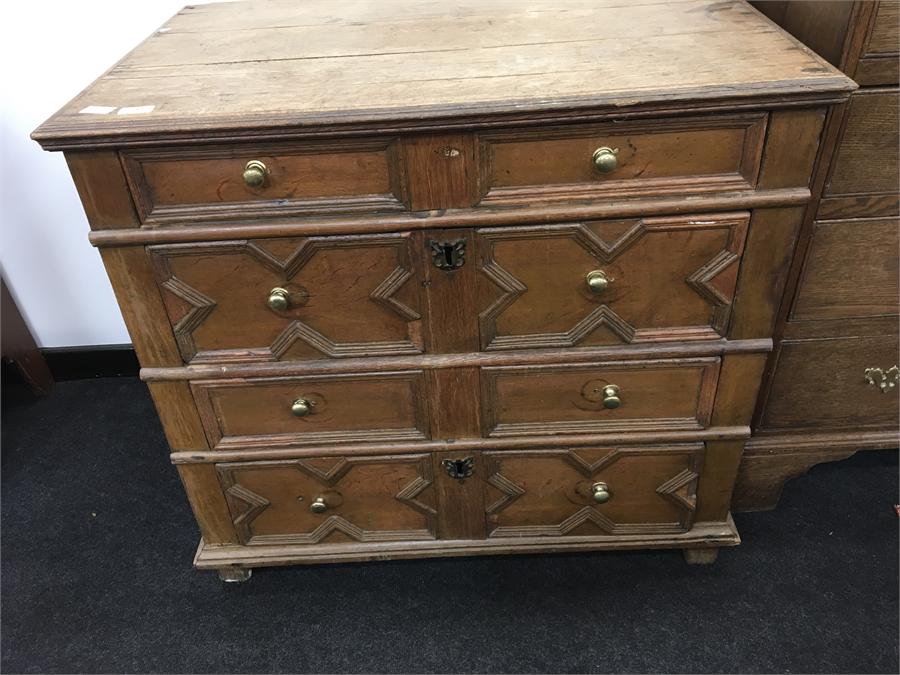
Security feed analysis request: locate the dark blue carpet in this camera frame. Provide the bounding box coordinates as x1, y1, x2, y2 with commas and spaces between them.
2, 377, 897, 673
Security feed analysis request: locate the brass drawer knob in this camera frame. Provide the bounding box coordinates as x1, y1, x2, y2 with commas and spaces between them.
309, 497, 328, 514
586, 270, 612, 294
592, 146, 619, 173
602, 384, 621, 409
267, 287, 290, 311
592, 481, 612, 503
291, 397, 312, 417
242, 159, 269, 187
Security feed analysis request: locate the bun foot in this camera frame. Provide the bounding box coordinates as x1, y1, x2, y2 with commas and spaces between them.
217, 567, 252, 583
683, 548, 719, 565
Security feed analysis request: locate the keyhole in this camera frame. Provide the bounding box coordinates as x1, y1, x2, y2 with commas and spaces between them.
441, 244, 456, 268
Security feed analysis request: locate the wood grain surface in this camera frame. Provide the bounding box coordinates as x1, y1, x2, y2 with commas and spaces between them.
32, 0, 853, 147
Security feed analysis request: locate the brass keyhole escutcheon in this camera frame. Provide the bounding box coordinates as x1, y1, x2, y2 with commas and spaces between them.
864, 365, 899, 393
592, 146, 619, 173
602, 384, 621, 409
243, 159, 269, 187
592, 481, 612, 503
428, 239, 466, 270
442, 456, 475, 481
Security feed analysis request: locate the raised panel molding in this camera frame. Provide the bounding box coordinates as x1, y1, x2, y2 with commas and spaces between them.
121, 137, 408, 224
476, 214, 749, 350
218, 455, 437, 545
192, 370, 431, 450
481, 357, 721, 437
483, 446, 703, 538
150, 235, 423, 363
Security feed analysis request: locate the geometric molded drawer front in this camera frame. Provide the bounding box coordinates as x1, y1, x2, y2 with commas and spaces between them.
149, 233, 423, 364
482, 357, 720, 437
791, 217, 899, 321
479, 114, 766, 206
122, 138, 406, 223
216, 454, 436, 546
191, 371, 430, 450
476, 213, 749, 350
483, 445, 704, 537
761, 335, 900, 431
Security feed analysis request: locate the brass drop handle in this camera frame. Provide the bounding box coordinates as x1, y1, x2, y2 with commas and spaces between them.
309, 497, 328, 514
291, 397, 312, 417
864, 365, 899, 393
592, 481, 612, 503
602, 384, 621, 409
243, 159, 269, 187
267, 287, 290, 311
592, 146, 619, 173
586, 270, 612, 294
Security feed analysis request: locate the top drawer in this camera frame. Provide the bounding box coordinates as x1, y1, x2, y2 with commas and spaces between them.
122, 139, 407, 224
478, 114, 767, 206
121, 113, 769, 224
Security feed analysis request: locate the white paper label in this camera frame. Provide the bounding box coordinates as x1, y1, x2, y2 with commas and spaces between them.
79, 105, 116, 115
117, 105, 155, 115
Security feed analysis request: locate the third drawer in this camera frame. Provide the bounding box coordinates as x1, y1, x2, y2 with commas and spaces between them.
189, 356, 721, 451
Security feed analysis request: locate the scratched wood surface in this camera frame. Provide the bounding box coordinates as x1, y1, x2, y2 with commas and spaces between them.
33, 0, 852, 145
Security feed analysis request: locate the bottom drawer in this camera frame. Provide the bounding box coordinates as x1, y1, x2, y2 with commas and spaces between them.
212, 444, 705, 546
482, 444, 704, 538
760, 334, 900, 431
217, 454, 438, 545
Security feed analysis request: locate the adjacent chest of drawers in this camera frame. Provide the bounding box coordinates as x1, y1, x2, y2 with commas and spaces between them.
739, 0, 900, 511
34, 0, 855, 581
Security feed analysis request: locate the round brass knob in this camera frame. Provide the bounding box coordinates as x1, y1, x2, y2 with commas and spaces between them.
243, 159, 269, 187
586, 270, 611, 294
291, 398, 312, 417
592, 147, 619, 173
309, 497, 328, 514
592, 481, 611, 503
267, 287, 290, 311
602, 384, 621, 409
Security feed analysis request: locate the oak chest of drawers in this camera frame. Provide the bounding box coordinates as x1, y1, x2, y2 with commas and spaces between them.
33, 0, 856, 581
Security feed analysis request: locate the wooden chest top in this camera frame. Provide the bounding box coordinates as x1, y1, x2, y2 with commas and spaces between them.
33, 0, 854, 148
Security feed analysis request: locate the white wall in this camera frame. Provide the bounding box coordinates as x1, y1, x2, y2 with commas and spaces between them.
0, 1, 220, 347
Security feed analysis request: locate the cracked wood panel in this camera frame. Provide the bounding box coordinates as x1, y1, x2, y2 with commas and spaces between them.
32, 0, 852, 146
148, 233, 423, 363
476, 213, 749, 350
483, 445, 704, 537
217, 455, 437, 545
